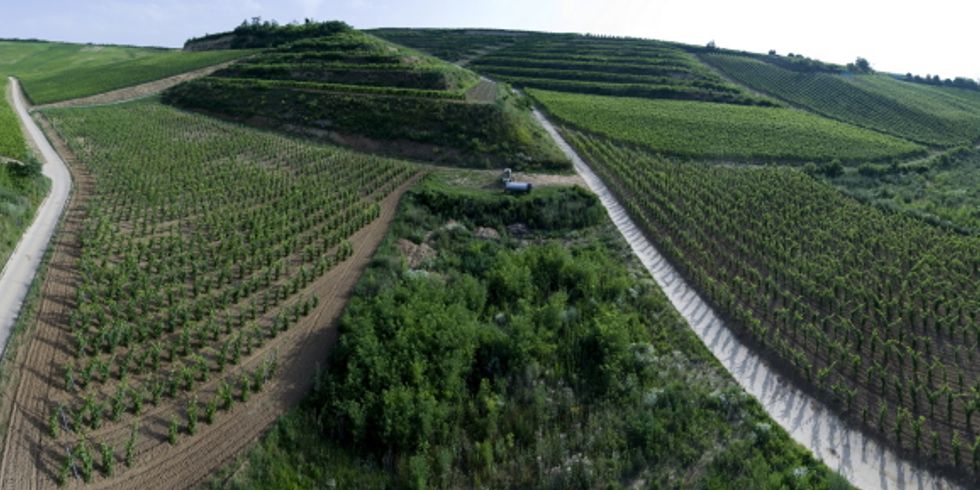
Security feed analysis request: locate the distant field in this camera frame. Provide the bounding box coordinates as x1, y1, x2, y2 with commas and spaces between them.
0, 41, 252, 104
704, 54, 980, 146
0, 78, 25, 161
565, 129, 980, 480
531, 89, 924, 162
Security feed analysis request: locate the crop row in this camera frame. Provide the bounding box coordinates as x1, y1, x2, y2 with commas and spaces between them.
565, 128, 980, 476
532, 89, 924, 162
39, 100, 415, 484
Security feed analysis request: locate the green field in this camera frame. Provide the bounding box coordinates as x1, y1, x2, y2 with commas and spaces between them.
565, 128, 980, 479
207, 174, 849, 489
703, 54, 980, 146
531, 89, 924, 162
0, 40, 252, 104
0, 79, 26, 161
167, 24, 568, 171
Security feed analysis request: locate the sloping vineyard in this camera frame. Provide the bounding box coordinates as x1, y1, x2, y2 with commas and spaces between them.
35, 100, 415, 486
368, 28, 525, 63
563, 128, 980, 481
703, 54, 980, 146
532, 89, 924, 162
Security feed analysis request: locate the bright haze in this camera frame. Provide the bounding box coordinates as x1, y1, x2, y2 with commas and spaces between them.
4, 0, 978, 80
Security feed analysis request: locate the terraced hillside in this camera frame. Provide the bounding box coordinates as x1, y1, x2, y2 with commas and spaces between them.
703, 54, 980, 146
531, 89, 924, 162
563, 128, 980, 482
367, 28, 528, 64
0, 40, 252, 105
377, 29, 774, 105
167, 22, 567, 171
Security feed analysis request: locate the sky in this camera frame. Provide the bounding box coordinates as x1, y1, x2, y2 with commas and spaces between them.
2, 0, 978, 80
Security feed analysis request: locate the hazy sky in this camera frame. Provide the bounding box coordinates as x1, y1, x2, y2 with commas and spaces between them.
3, 0, 978, 79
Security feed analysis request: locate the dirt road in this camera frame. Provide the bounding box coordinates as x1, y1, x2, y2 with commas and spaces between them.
0, 78, 71, 358
532, 108, 962, 490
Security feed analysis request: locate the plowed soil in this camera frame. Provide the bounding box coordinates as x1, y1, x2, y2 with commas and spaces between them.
0, 111, 420, 488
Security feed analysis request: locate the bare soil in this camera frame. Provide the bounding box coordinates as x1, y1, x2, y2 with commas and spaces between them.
35, 61, 238, 110
0, 110, 422, 488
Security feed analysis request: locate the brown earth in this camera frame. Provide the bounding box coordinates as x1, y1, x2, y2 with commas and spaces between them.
35, 61, 239, 110
0, 108, 422, 488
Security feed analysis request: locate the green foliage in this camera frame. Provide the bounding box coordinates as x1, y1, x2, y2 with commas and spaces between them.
531, 89, 923, 163
0, 78, 26, 160
185, 19, 353, 50
829, 147, 980, 233
0, 40, 252, 104
0, 153, 49, 266
219, 178, 847, 488
566, 128, 979, 477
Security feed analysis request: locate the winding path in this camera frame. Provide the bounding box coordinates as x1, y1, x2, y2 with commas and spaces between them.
532, 109, 962, 490
0, 78, 71, 357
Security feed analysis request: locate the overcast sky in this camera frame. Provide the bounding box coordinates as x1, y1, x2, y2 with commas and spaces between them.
3, 0, 978, 80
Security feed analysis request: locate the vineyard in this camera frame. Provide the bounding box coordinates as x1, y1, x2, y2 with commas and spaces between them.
379, 29, 775, 106
5, 98, 417, 487
531, 89, 924, 162
0, 41, 252, 105
703, 54, 980, 146
563, 128, 980, 480
167, 23, 567, 171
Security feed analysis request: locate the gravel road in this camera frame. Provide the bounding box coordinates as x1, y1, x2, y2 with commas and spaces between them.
532, 108, 962, 490
0, 78, 71, 357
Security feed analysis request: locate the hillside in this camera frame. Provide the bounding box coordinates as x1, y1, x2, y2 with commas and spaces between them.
703, 53, 980, 146
167, 22, 568, 171
0, 40, 252, 105
374, 29, 775, 106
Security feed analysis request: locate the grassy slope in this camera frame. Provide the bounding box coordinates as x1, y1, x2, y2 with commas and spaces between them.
0, 78, 25, 161
207, 174, 850, 489
703, 54, 980, 146
0, 40, 252, 104
530, 89, 924, 162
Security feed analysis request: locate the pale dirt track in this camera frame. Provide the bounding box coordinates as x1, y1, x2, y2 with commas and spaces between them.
34, 61, 237, 110
0, 78, 72, 358
0, 98, 421, 488
532, 108, 962, 490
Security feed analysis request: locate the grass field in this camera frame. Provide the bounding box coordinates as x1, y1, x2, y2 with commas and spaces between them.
205, 173, 850, 489
704, 54, 980, 146
0, 159, 49, 268
0, 79, 26, 161
0, 40, 252, 104
27, 99, 416, 486
531, 89, 924, 162
565, 128, 980, 480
